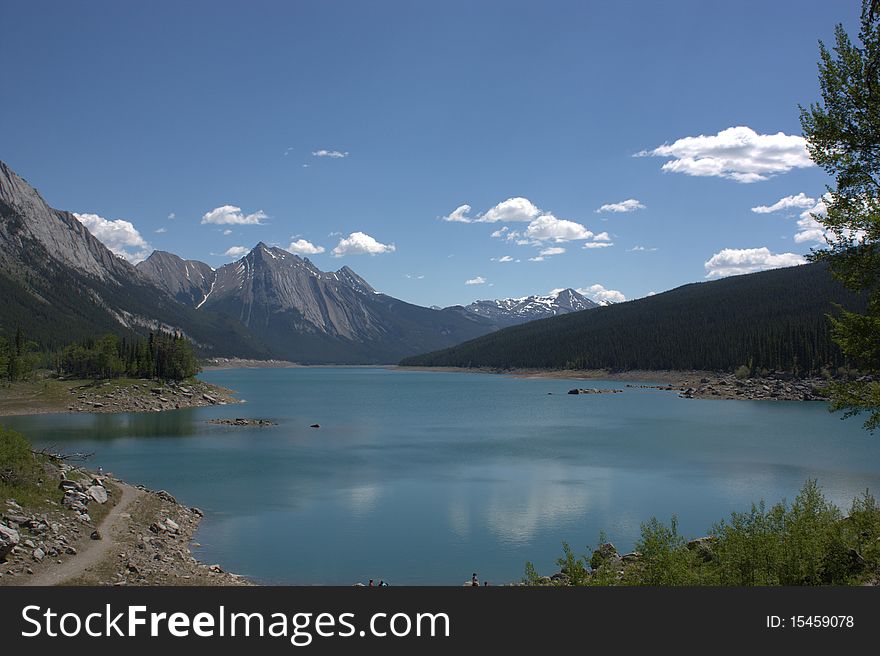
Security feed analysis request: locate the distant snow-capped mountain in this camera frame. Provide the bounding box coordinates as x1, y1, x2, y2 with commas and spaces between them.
457, 288, 598, 327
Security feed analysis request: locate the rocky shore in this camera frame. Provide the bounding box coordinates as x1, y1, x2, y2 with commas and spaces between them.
402, 366, 834, 403
626, 373, 830, 401
207, 418, 277, 427
64, 378, 239, 414
0, 462, 248, 586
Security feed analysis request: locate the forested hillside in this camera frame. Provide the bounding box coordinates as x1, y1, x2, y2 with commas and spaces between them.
401, 263, 865, 374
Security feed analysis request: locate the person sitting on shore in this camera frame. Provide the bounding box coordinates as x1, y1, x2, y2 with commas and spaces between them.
471, 572, 478, 586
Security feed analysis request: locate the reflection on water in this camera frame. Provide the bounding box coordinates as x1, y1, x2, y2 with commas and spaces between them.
4, 367, 880, 585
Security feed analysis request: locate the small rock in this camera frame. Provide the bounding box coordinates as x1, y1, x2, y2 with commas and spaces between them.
32, 548, 45, 562
90, 530, 102, 541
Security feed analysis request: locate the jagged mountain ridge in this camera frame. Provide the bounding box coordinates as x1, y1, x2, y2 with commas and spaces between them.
0, 158, 599, 363
458, 288, 598, 327
0, 160, 269, 355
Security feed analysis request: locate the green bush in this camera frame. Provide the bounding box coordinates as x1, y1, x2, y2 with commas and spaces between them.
539, 480, 879, 586
734, 365, 751, 380
0, 426, 41, 498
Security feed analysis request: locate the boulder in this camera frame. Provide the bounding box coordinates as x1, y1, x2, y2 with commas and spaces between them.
87, 486, 108, 504
686, 536, 717, 562
32, 547, 45, 562
164, 518, 180, 534
590, 542, 620, 570
0, 523, 20, 561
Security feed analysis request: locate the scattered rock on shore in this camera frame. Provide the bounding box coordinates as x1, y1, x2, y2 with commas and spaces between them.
207, 418, 277, 427
567, 388, 624, 395
65, 379, 239, 414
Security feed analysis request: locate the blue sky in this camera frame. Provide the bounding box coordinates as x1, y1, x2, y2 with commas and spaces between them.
0, 0, 860, 307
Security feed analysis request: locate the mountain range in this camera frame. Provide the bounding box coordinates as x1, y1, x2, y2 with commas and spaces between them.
402, 261, 864, 374
0, 160, 595, 362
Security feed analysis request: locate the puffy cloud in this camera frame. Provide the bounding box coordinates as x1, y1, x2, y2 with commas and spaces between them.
596, 198, 645, 213
441, 197, 541, 223
703, 247, 806, 278
478, 197, 542, 223
312, 149, 348, 158
593, 231, 611, 241
539, 246, 565, 256
331, 232, 395, 257
794, 198, 829, 243
286, 238, 325, 255
578, 284, 626, 303
442, 204, 473, 223
465, 276, 487, 285
525, 214, 593, 242
639, 126, 813, 183
73, 213, 151, 263
582, 242, 614, 249
201, 205, 267, 225
751, 192, 816, 214
223, 246, 250, 259
528, 256, 545, 262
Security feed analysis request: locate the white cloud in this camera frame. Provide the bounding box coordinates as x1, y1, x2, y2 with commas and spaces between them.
593, 231, 611, 241
154, 227, 167, 234
73, 213, 151, 263
525, 214, 593, 242
478, 197, 542, 223
704, 247, 806, 278
441, 197, 541, 223
201, 205, 267, 225
582, 242, 614, 249
528, 256, 544, 262
465, 276, 486, 285
442, 204, 473, 222
639, 126, 813, 183
578, 284, 626, 303
223, 229, 233, 235
794, 198, 829, 243
596, 198, 645, 213
331, 232, 395, 257
491, 255, 515, 262
751, 192, 816, 214
167, 212, 176, 220
490, 226, 509, 238
223, 246, 250, 259
286, 238, 325, 255
539, 246, 565, 256
628, 245, 657, 252
312, 149, 348, 158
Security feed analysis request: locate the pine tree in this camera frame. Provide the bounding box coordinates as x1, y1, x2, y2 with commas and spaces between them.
800, 0, 880, 430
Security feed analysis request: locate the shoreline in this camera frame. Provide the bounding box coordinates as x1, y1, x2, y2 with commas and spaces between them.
394, 366, 831, 402
0, 377, 240, 417
0, 463, 249, 586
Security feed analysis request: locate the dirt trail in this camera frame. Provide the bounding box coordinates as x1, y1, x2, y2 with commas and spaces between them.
23, 483, 143, 586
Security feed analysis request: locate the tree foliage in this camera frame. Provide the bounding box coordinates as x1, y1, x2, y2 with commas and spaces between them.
57, 332, 200, 381
535, 480, 880, 586
800, 0, 880, 430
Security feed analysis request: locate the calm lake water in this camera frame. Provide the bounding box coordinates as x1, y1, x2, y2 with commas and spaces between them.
4, 367, 880, 585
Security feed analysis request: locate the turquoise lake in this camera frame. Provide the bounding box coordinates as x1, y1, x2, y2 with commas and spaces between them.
4, 367, 880, 585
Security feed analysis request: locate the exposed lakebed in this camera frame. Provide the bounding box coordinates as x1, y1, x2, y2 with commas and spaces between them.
4, 367, 879, 585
